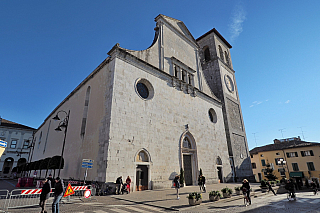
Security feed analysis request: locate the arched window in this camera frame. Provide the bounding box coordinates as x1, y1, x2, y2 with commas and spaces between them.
203, 47, 211, 62
81, 86, 91, 137
225, 51, 230, 66
183, 137, 192, 149
218, 45, 224, 62
136, 150, 149, 162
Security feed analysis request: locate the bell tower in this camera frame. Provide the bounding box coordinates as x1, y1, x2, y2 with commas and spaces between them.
197, 28, 253, 182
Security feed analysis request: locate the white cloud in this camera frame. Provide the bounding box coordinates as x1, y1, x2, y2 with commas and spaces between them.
229, 2, 246, 42
250, 99, 269, 108
285, 100, 290, 104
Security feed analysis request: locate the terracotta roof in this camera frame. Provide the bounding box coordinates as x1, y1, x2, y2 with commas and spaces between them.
249, 140, 320, 154
0, 118, 35, 131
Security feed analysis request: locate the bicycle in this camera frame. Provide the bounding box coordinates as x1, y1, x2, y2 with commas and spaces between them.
242, 189, 250, 206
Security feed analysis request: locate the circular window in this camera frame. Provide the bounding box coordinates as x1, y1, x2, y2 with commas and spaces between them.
135, 78, 154, 100
208, 108, 217, 123
137, 83, 149, 99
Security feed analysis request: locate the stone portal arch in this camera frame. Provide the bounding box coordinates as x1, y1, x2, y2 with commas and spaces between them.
179, 131, 198, 186
134, 149, 151, 191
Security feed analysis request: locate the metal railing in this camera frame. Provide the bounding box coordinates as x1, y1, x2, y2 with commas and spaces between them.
4, 185, 93, 211
0, 190, 9, 212
6, 188, 55, 210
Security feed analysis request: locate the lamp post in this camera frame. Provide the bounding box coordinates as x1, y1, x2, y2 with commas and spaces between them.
278, 158, 287, 178
26, 134, 35, 164
52, 110, 70, 177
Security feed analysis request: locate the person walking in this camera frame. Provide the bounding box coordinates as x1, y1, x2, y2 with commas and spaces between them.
126, 176, 132, 193
52, 177, 64, 213
116, 176, 123, 195
241, 179, 251, 205
285, 179, 296, 200
173, 175, 180, 199
267, 181, 277, 195
39, 178, 51, 213
198, 175, 206, 192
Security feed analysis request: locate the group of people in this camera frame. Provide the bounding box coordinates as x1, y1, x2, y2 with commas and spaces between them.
39, 174, 65, 213
115, 176, 132, 194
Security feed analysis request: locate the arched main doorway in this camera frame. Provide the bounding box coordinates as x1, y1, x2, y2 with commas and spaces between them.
135, 149, 151, 191
180, 131, 198, 186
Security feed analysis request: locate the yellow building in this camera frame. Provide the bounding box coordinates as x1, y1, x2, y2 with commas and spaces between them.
250, 137, 320, 187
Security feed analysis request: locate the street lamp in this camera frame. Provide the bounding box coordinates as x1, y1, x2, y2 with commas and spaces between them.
52, 110, 70, 177
278, 158, 287, 178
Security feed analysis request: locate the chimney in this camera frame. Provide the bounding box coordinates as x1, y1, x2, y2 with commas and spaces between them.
274, 139, 281, 144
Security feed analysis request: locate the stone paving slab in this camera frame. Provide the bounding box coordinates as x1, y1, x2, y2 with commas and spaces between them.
111, 183, 266, 211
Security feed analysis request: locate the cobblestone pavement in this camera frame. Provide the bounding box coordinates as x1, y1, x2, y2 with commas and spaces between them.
185, 191, 320, 213
9, 183, 318, 213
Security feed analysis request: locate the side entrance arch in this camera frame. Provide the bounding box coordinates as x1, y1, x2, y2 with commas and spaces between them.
216, 156, 223, 183
180, 131, 198, 186
134, 149, 151, 191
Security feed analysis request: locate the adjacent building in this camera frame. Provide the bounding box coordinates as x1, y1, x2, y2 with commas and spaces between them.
30, 14, 253, 191
250, 137, 320, 187
0, 117, 35, 177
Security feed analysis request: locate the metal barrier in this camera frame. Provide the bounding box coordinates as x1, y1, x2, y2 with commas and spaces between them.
63, 185, 93, 202
5, 188, 55, 210
4, 185, 93, 211
0, 190, 9, 212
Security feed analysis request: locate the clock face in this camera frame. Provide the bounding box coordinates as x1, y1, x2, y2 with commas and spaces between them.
224, 75, 234, 92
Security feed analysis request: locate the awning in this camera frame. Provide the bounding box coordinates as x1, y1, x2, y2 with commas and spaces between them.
289, 172, 304, 178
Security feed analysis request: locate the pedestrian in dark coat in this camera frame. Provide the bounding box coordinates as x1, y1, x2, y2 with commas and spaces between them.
241, 179, 251, 205
116, 176, 123, 195
173, 175, 180, 199
39, 178, 51, 213
267, 181, 277, 195
52, 177, 64, 213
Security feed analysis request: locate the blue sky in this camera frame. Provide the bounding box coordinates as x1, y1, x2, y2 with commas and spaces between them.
1, 1, 320, 149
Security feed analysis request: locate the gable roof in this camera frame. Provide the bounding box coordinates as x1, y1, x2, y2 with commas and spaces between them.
0, 118, 35, 131
250, 140, 320, 154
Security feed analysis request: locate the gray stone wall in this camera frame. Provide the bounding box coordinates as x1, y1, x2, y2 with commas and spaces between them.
105, 53, 231, 189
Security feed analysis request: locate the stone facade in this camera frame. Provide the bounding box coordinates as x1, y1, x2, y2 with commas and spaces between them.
197, 28, 254, 181
31, 14, 251, 190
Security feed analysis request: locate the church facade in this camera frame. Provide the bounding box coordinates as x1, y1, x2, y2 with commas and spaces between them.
31, 15, 253, 190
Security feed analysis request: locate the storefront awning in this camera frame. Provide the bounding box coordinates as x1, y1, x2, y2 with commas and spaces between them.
289, 172, 304, 178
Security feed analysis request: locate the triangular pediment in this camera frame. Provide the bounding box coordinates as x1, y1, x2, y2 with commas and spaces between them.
155, 14, 198, 47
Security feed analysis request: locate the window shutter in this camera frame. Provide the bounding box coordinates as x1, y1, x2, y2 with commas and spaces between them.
310, 150, 314, 156
295, 152, 298, 157
301, 151, 305, 157
275, 159, 278, 165
286, 153, 290, 158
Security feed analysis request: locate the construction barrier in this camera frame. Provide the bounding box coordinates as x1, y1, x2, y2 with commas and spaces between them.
4, 185, 92, 211
63, 185, 93, 202
0, 190, 9, 212
6, 188, 55, 210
